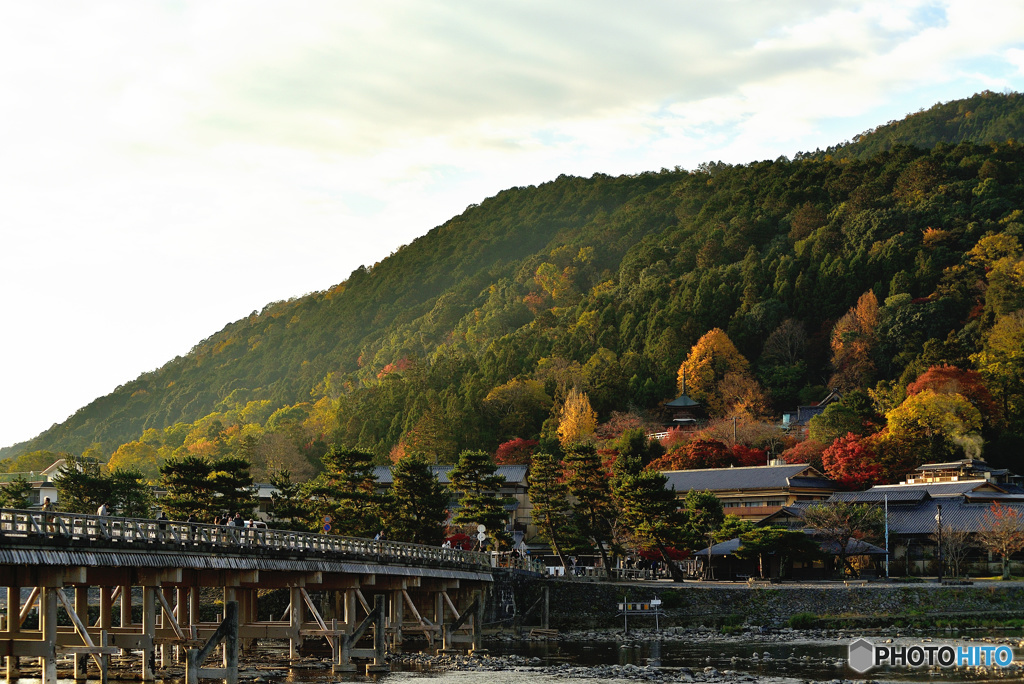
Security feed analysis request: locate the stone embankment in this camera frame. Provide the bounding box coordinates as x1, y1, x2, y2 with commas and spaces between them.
490, 574, 1024, 629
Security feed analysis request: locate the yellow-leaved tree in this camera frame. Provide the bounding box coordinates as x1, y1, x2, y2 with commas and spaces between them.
557, 387, 597, 446
107, 441, 162, 483
677, 328, 764, 417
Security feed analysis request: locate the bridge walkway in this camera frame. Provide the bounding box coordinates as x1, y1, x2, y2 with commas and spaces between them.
0, 508, 492, 681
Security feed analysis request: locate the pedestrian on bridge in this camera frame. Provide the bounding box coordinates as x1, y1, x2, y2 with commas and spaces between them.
97, 502, 110, 538
40, 497, 54, 533
156, 510, 168, 541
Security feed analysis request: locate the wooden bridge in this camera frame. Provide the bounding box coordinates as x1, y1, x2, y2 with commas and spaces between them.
0, 508, 495, 681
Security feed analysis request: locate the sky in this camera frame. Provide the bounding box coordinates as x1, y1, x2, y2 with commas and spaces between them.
2, 0, 1024, 451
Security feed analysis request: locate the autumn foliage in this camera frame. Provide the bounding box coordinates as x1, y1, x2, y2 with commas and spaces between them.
677, 329, 766, 417
557, 387, 598, 445
647, 439, 766, 471
906, 365, 1000, 425
779, 439, 827, 472
829, 291, 878, 391
494, 438, 538, 465
821, 432, 884, 490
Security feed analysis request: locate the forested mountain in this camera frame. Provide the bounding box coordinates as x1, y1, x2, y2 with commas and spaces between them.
5, 92, 1024, 484
806, 90, 1024, 161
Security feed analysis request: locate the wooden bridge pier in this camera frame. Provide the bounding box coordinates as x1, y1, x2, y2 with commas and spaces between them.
0, 508, 497, 681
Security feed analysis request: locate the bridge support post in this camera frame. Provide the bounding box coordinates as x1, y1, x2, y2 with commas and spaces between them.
345, 588, 356, 634
190, 586, 201, 634
543, 585, 549, 629
175, 586, 188, 663
471, 589, 486, 655
142, 585, 157, 680
74, 585, 89, 680
287, 587, 301, 660
391, 589, 403, 652
120, 583, 132, 629
333, 592, 385, 673
99, 586, 113, 634
6, 585, 21, 680
160, 587, 173, 669
185, 601, 237, 684
365, 594, 389, 674
40, 586, 58, 684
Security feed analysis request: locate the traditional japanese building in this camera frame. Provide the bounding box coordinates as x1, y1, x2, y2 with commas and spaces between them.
661, 463, 836, 521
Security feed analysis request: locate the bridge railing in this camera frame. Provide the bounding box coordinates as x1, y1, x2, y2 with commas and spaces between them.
0, 508, 491, 569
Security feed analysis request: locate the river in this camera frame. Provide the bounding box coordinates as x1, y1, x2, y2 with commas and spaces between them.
13, 630, 1024, 684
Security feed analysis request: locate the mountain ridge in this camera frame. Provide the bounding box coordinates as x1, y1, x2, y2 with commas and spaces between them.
4, 91, 1024, 474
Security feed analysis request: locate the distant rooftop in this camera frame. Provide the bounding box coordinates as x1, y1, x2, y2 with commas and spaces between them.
661, 464, 833, 493
373, 464, 528, 486
664, 394, 700, 408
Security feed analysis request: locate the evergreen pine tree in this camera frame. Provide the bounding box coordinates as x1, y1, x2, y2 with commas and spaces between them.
385, 454, 449, 545
563, 444, 615, 571
528, 451, 579, 571
449, 449, 513, 549
616, 470, 689, 581
306, 446, 382, 538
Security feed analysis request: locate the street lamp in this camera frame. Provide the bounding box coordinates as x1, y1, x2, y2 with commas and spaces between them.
935, 504, 943, 583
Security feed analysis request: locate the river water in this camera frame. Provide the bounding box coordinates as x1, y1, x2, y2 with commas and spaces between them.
17, 632, 1024, 684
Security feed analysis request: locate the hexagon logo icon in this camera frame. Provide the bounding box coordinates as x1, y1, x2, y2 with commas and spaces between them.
848, 638, 875, 673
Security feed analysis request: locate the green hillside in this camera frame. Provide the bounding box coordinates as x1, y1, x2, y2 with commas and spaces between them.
806, 90, 1024, 161
5, 92, 1024, 482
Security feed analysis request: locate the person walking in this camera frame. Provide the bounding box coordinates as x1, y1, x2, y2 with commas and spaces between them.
40, 496, 56, 533
156, 510, 168, 542
96, 502, 109, 539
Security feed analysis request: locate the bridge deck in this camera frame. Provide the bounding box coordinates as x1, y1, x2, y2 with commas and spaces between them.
0, 508, 493, 581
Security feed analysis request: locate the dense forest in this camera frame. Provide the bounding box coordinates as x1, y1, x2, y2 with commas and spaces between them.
4, 91, 1024, 489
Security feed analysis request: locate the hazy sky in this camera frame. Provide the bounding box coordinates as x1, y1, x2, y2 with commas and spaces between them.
2, 1, 1024, 450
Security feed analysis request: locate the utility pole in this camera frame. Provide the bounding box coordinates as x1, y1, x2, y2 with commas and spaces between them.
884, 494, 889, 579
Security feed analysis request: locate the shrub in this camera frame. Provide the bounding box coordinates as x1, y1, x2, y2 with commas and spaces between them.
787, 612, 818, 629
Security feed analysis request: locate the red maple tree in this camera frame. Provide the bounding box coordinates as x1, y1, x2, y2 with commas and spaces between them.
821, 432, 884, 490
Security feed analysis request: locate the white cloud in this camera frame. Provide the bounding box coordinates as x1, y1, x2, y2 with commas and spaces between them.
1, 1, 1024, 448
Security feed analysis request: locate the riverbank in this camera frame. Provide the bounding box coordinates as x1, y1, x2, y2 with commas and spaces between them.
490, 574, 1024, 630
390, 626, 1024, 682
391, 650, 814, 683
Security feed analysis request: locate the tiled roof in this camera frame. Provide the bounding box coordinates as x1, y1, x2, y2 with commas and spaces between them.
786, 476, 836, 489
831, 490, 930, 504
818, 538, 888, 555
661, 465, 831, 493
866, 481, 1004, 497
665, 394, 701, 408
916, 459, 997, 472
694, 533, 886, 557
773, 495, 1024, 536
372, 465, 528, 486
963, 491, 1024, 502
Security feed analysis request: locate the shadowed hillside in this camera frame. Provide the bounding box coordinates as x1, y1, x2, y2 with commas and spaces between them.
4, 92, 1024, 483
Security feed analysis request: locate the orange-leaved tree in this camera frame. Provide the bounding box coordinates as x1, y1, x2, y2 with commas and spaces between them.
677, 328, 762, 417
829, 290, 879, 391
906, 365, 1001, 428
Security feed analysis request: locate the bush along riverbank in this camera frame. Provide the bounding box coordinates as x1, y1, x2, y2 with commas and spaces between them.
489, 576, 1024, 631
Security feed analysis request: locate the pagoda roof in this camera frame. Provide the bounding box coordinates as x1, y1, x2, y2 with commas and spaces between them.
665, 394, 701, 408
